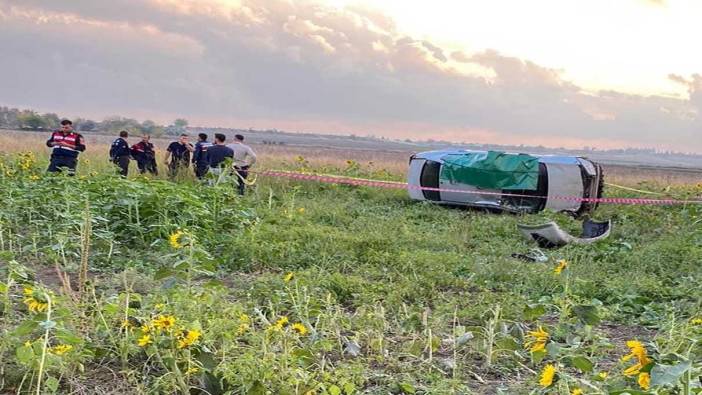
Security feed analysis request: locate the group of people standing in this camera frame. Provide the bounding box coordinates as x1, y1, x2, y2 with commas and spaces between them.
111, 131, 257, 194
45, 119, 257, 195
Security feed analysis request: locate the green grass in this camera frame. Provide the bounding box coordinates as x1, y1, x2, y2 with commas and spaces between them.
0, 152, 700, 394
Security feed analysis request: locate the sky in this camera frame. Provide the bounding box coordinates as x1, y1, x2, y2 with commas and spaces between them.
329, 0, 701, 97
1, 0, 701, 152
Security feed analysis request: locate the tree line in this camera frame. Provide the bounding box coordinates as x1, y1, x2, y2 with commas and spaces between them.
0, 106, 189, 136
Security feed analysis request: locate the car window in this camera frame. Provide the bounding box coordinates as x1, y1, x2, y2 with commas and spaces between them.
421, 161, 441, 201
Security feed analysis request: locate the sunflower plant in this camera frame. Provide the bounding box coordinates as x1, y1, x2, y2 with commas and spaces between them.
156, 229, 216, 293
7, 282, 86, 395
133, 309, 205, 393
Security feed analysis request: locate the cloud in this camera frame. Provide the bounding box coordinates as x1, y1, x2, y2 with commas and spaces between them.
0, 0, 699, 151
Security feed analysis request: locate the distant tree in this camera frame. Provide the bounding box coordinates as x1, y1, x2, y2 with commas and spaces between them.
164, 126, 180, 136
143, 120, 166, 135
137, 120, 163, 136
141, 120, 157, 133
0, 107, 21, 128
101, 116, 142, 134
17, 111, 47, 129
165, 118, 189, 136
42, 113, 61, 129
151, 126, 166, 138
75, 118, 97, 132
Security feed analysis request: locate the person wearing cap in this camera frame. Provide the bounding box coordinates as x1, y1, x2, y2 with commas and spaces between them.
164, 133, 194, 178
46, 119, 86, 175
131, 134, 158, 175
226, 134, 257, 195
192, 133, 212, 179
109, 130, 131, 177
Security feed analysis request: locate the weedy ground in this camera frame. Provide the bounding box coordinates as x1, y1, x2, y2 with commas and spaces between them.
0, 138, 700, 395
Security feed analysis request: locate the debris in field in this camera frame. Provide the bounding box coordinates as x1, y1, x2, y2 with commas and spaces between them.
343, 338, 361, 357
455, 332, 475, 346
518, 218, 611, 248
438, 357, 456, 371
511, 248, 548, 262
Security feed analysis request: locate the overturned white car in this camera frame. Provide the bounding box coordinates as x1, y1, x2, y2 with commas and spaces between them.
408, 150, 604, 216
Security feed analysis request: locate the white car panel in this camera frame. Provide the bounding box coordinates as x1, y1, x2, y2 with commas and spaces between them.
407, 158, 426, 200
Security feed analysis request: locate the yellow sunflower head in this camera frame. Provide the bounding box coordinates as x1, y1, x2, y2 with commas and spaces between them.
292, 323, 308, 336
539, 364, 557, 388
50, 344, 73, 355
137, 334, 152, 347
152, 315, 177, 331
168, 230, 186, 249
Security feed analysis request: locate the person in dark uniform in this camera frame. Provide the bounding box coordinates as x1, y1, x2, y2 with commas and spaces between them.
192, 133, 212, 179
131, 134, 158, 175
46, 119, 86, 175
207, 133, 234, 180
164, 133, 194, 178
110, 130, 131, 177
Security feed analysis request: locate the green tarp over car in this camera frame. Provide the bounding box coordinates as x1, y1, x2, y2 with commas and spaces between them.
440, 151, 540, 190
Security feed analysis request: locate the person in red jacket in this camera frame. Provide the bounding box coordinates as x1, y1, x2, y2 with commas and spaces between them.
46, 119, 86, 175
131, 134, 158, 175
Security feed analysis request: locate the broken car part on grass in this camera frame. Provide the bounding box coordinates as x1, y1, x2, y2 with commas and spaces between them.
518, 218, 612, 248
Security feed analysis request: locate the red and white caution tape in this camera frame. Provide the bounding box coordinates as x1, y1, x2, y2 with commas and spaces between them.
257, 170, 702, 206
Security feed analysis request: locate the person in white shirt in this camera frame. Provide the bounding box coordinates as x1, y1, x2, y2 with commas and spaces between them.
226, 134, 257, 195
